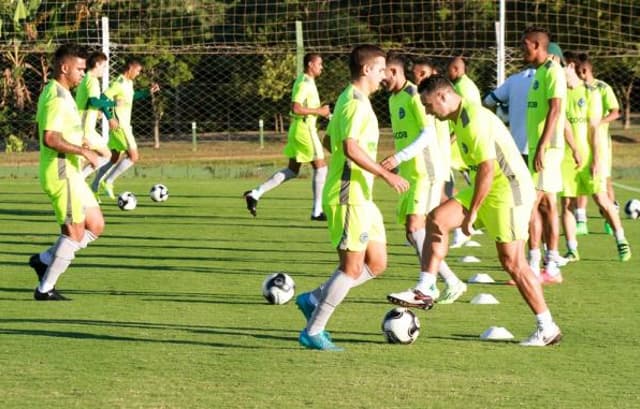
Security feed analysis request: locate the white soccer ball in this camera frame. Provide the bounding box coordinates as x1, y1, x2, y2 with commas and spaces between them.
624, 199, 640, 219
381, 307, 421, 344
261, 272, 295, 305
150, 183, 169, 202
117, 191, 137, 211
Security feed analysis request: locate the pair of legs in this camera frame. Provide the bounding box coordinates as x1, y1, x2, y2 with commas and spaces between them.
416, 198, 560, 345
90, 148, 138, 197
244, 157, 327, 218
528, 190, 565, 278
33, 200, 104, 300
562, 190, 630, 261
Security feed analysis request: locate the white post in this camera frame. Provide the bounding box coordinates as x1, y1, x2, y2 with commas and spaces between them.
295, 20, 304, 76
101, 16, 110, 141
496, 0, 506, 86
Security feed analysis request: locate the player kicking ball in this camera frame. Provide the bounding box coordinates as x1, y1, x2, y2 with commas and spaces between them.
387, 75, 562, 346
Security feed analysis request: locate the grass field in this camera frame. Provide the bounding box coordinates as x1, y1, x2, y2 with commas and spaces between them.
1, 145, 640, 408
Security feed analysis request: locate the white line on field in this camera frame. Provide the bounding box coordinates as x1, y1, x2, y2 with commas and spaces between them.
613, 182, 640, 193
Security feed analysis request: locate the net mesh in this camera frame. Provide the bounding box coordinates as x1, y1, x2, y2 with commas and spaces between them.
1, 0, 639, 146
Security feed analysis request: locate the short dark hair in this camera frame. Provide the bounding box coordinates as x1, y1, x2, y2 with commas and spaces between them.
386, 51, 408, 71
123, 57, 143, 72
349, 44, 385, 79
304, 53, 321, 69
413, 56, 437, 69
53, 44, 86, 73
417, 74, 454, 95
87, 51, 108, 70
522, 26, 551, 48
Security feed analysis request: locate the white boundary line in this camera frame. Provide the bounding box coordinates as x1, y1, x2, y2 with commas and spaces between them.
613, 182, 640, 193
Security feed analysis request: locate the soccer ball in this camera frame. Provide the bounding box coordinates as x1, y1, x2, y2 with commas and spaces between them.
624, 199, 640, 219
117, 191, 137, 211
150, 183, 169, 202
261, 272, 295, 305
381, 307, 421, 344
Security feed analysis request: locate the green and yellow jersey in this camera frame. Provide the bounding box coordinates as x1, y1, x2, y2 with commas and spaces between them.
37, 80, 84, 183
451, 98, 533, 206
104, 74, 135, 126
289, 73, 321, 130
453, 74, 482, 103
323, 84, 379, 205
526, 57, 567, 151
389, 81, 442, 182
564, 82, 602, 169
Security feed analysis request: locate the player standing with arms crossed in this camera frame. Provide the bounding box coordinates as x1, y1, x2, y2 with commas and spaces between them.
29, 44, 104, 300
295, 45, 409, 351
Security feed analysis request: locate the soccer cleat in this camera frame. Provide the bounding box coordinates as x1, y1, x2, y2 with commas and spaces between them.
310, 212, 327, 221
563, 249, 580, 262
299, 329, 343, 351
540, 269, 563, 285
243, 190, 258, 217
100, 180, 115, 200
575, 221, 589, 236
617, 240, 631, 262
387, 287, 436, 310
28, 254, 47, 282
449, 234, 469, 249
604, 221, 613, 236
546, 253, 569, 268
437, 281, 467, 304
34, 288, 70, 301
520, 324, 563, 347
295, 292, 316, 321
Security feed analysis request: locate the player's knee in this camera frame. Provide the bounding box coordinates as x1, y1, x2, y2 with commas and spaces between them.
425, 213, 445, 237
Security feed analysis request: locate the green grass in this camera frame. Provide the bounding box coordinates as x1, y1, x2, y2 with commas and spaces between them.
1, 174, 640, 409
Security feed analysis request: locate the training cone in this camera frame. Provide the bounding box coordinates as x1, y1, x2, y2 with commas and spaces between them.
470, 293, 500, 304
480, 326, 514, 341
460, 255, 481, 263
467, 273, 495, 284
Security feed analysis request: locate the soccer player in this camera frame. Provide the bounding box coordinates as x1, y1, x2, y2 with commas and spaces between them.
522, 28, 569, 283
29, 44, 104, 300
412, 56, 439, 85
90, 57, 160, 199
295, 45, 409, 351
560, 53, 631, 262
76, 51, 116, 179
483, 67, 536, 164
380, 52, 466, 304
447, 56, 481, 247
577, 54, 622, 235
388, 75, 562, 347
243, 53, 331, 220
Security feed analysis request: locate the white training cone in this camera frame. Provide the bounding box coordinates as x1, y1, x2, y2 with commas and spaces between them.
470, 293, 500, 304
460, 255, 481, 263
480, 326, 514, 341
464, 240, 481, 247
467, 273, 495, 284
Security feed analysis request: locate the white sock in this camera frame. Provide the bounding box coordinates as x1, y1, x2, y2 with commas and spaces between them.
105, 157, 134, 184
252, 168, 297, 200
309, 264, 375, 307
416, 271, 437, 294
311, 166, 327, 216
529, 248, 541, 268
410, 228, 426, 260
535, 310, 554, 331
438, 260, 460, 286
567, 240, 578, 252
453, 227, 468, 243
79, 230, 99, 249
574, 208, 587, 223
38, 236, 81, 293
614, 228, 626, 243
307, 269, 354, 335
546, 249, 560, 262
91, 161, 115, 191
82, 156, 110, 179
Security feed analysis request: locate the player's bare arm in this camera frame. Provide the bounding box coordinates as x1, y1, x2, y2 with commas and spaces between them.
563, 120, 582, 169
534, 97, 562, 172
343, 138, 409, 193
462, 159, 493, 236
292, 101, 331, 118
43, 130, 99, 169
